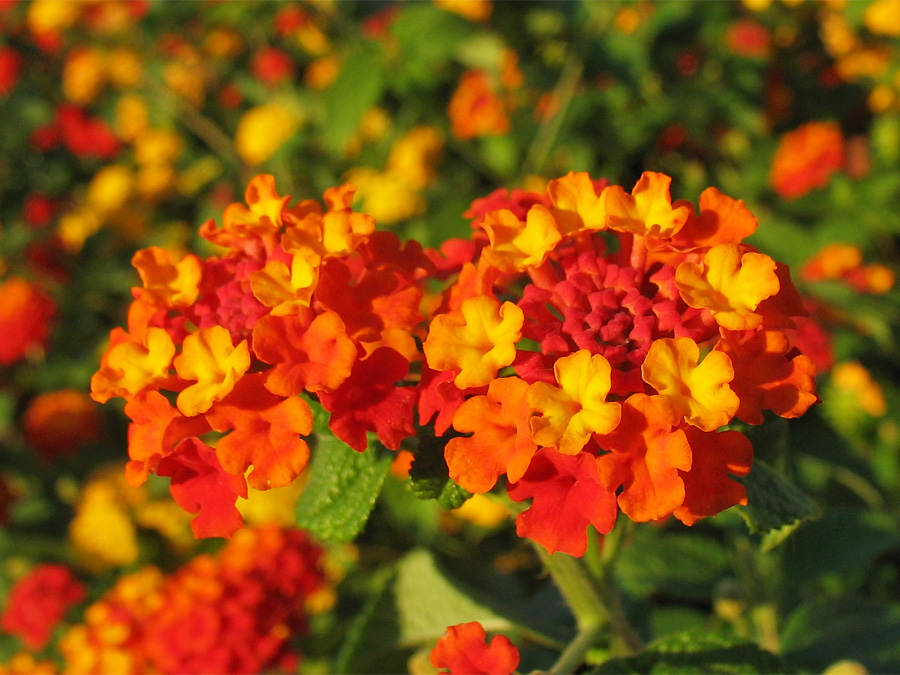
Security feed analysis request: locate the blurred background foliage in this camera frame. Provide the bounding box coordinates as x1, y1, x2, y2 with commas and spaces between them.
1, 0, 900, 673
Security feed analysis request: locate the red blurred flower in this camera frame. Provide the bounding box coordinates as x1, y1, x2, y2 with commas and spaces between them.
726, 19, 771, 59
0, 277, 56, 365
0, 564, 86, 650
251, 47, 296, 87
0, 46, 22, 96
23, 194, 60, 228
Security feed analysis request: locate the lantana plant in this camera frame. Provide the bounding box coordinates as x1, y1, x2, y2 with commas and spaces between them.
90, 168, 819, 672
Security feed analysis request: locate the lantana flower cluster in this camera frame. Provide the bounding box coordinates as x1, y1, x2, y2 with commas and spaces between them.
58, 524, 328, 675
92, 171, 818, 556
91, 174, 433, 537
421, 170, 818, 555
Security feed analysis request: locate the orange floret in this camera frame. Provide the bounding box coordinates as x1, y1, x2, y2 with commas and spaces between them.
770, 121, 844, 200
445, 376, 537, 493
547, 171, 608, 233
91, 327, 176, 403
480, 205, 562, 272
596, 393, 691, 522
132, 246, 202, 308
604, 171, 692, 240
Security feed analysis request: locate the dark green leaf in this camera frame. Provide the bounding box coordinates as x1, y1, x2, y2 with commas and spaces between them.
295, 432, 393, 543
782, 508, 900, 581
735, 462, 820, 549
407, 434, 471, 510
594, 631, 787, 674
617, 529, 732, 601
781, 597, 900, 673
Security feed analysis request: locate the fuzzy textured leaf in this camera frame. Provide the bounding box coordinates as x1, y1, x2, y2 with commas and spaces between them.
294, 431, 392, 542
594, 631, 787, 674
735, 461, 820, 547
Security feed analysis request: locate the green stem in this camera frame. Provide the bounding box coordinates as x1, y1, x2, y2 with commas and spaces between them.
535, 533, 643, 673
549, 622, 606, 675
521, 51, 584, 178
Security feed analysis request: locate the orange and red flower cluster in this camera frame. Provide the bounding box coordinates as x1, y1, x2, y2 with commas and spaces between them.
58, 524, 328, 675
422, 171, 818, 555
91, 175, 433, 537
93, 170, 818, 557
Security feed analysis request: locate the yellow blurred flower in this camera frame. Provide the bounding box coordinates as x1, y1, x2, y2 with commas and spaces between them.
178, 157, 224, 197
434, 0, 492, 22
742, 0, 773, 11
296, 22, 331, 56
116, 94, 149, 143
237, 480, 306, 527
343, 167, 426, 224
386, 125, 444, 190
70, 477, 140, 572
106, 47, 143, 88
133, 500, 194, 552
27, 0, 80, 35
819, 12, 858, 58
836, 47, 891, 80
235, 103, 303, 166
864, 0, 900, 37
63, 47, 106, 105
0, 653, 57, 675
87, 165, 133, 215
137, 164, 177, 202
868, 84, 896, 114
164, 49, 205, 108
134, 129, 183, 166
359, 107, 392, 143
58, 208, 102, 253
831, 361, 887, 417
614, 7, 642, 34
449, 494, 510, 528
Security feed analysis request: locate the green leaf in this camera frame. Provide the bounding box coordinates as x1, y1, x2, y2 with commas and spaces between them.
295, 432, 393, 543
407, 434, 471, 510
735, 462, 820, 550
336, 549, 511, 674
781, 508, 900, 581
594, 631, 787, 674
617, 529, 732, 601
320, 41, 386, 153
390, 4, 474, 87
781, 597, 900, 673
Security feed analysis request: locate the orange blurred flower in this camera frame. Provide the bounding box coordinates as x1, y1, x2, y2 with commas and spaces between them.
770, 121, 844, 199
448, 70, 510, 140
23, 389, 102, 460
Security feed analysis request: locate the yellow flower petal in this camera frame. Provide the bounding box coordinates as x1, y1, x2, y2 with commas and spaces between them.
676, 244, 779, 330
424, 295, 523, 389
528, 349, 622, 454
641, 337, 738, 432
174, 326, 251, 417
